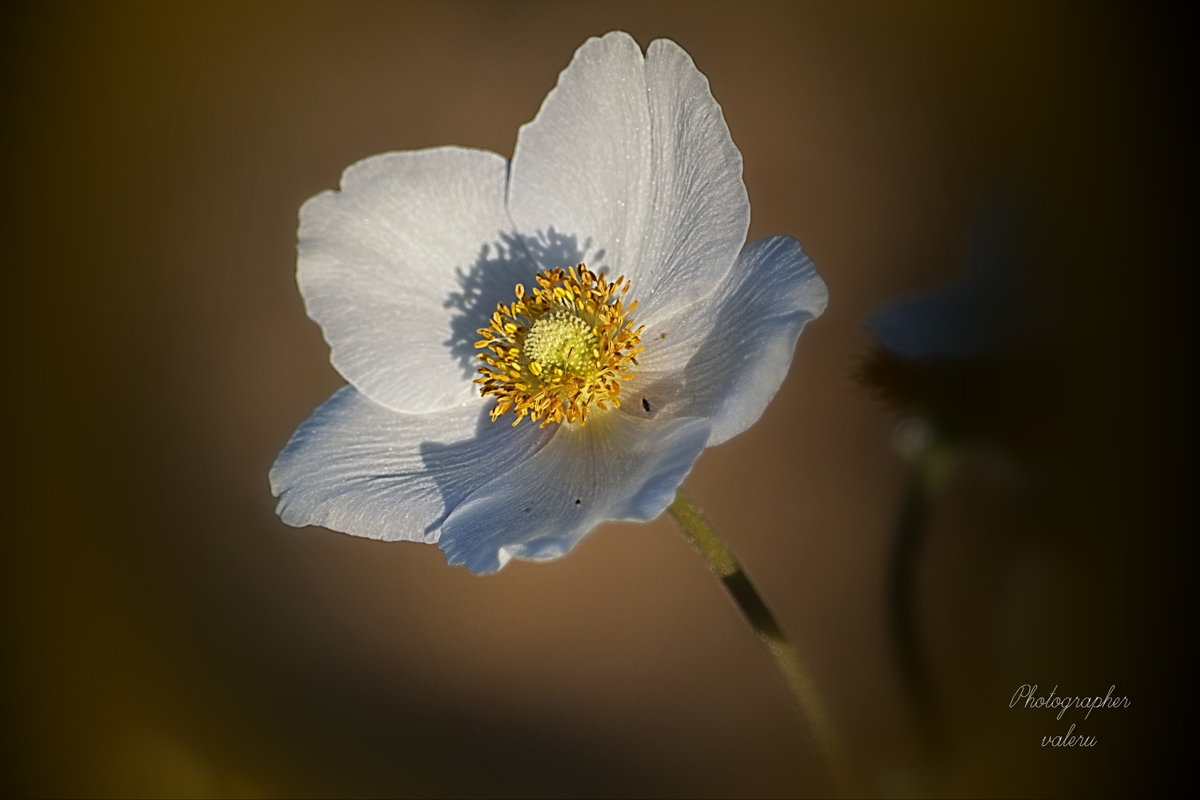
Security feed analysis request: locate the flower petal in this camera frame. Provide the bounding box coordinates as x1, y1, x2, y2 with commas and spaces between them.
630, 236, 827, 446
437, 411, 712, 573
299, 146, 536, 414
507, 33, 749, 325
270, 387, 553, 542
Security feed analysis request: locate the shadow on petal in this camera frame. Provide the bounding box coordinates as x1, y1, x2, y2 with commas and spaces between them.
442, 227, 610, 379
631, 237, 825, 445
431, 410, 710, 573
417, 401, 556, 537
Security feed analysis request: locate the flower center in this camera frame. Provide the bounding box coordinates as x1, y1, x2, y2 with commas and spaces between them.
524, 310, 599, 377
474, 264, 644, 427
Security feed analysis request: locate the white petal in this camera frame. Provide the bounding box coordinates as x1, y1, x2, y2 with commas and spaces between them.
636, 38, 751, 318
630, 236, 827, 446
299, 146, 537, 413
438, 411, 712, 573
507, 33, 749, 325
270, 387, 553, 542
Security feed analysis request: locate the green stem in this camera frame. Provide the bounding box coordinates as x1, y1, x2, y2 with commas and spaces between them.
667, 491, 854, 796
888, 443, 958, 755
888, 469, 938, 752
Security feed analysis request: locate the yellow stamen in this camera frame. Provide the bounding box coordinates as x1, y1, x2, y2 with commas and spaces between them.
474, 263, 644, 427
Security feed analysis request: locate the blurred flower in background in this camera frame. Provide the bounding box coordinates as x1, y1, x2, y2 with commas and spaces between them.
868, 194, 1033, 361
858, 194, 1047, 760
856, 174, 1165, 792
862, 193, 1046, 462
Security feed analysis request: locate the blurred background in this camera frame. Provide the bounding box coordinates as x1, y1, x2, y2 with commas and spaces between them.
4, 2, 1185, 797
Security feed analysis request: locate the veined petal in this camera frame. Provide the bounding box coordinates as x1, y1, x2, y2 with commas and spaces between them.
507, 33, 649, 284
631, 236, 827, 446
438, 411, 712, 574
270, 387, 553, 542
636, 38, 750, 320
299, 146, 534, 414
508, 33, 749, 325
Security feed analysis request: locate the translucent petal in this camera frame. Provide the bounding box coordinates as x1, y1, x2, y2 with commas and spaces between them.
507, 33, 749, 325
438, 411, 712, 573
270, 387, 553, 542
298, 147, 536, 413
629, 236, 827, 446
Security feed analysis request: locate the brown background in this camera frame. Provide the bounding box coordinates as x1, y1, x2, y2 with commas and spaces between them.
4, 2, 1184, 797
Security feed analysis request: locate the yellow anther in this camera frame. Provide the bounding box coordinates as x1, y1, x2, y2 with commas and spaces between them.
474, 264, 643, 427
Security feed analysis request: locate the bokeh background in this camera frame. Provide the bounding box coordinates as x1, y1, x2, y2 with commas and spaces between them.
5, 2, 1185, 797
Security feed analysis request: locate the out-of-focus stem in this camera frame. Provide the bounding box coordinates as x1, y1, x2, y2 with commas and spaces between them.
889, 443, 958, 753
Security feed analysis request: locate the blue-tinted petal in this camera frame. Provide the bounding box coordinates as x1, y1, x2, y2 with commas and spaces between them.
270, 387, 552, 542
631, 235, 827, 446
866, 198, 1030, 358
438, 411, 712, 573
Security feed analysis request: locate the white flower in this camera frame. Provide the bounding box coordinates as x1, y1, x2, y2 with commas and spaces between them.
270, 32, 828, 573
